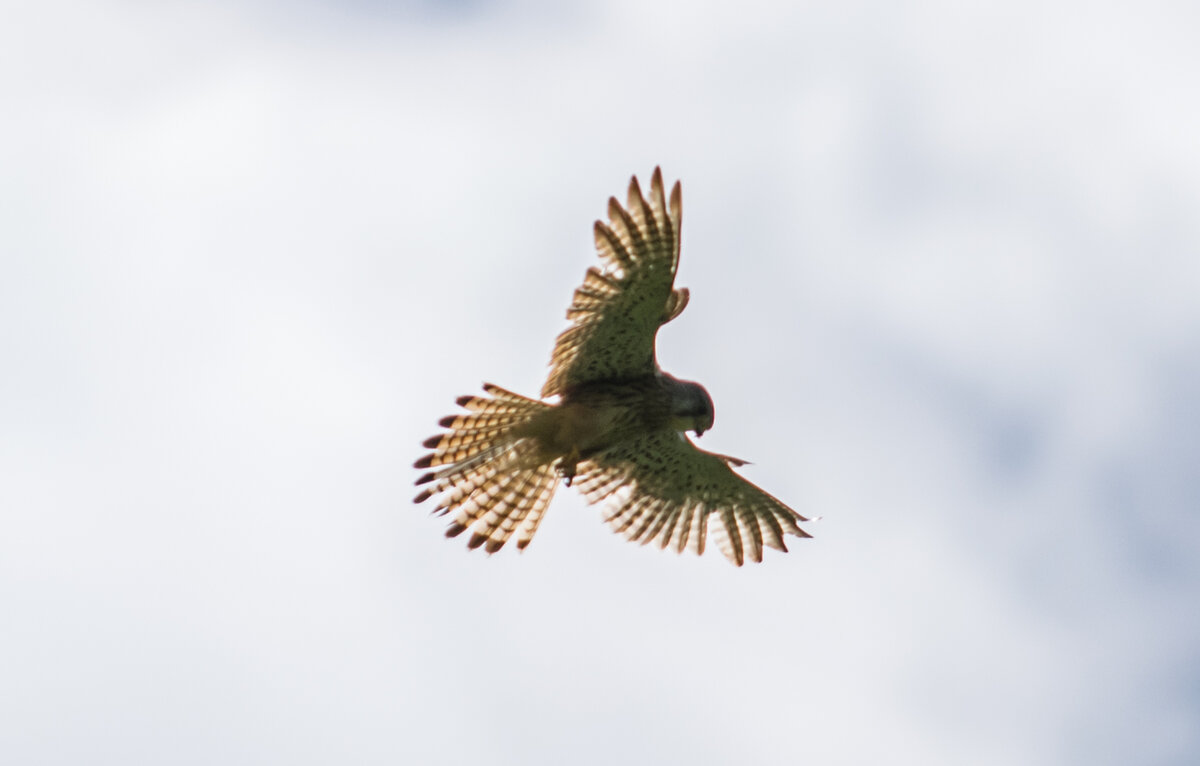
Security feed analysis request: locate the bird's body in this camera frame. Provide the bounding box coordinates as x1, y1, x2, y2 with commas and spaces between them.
514, 374, 711, 482
525, 380, 672, 460
414, 168, 810, 565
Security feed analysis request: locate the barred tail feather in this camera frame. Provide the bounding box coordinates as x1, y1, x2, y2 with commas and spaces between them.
414, 384, 558, 553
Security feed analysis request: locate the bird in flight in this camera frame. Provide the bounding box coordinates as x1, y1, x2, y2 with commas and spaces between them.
414, 168, 810, 565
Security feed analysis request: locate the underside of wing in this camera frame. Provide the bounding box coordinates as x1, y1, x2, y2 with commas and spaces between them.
572, 431, 811, 566
542, 167, 689, 398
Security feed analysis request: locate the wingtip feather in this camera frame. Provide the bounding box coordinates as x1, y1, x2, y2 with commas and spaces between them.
627, 174, 644, 208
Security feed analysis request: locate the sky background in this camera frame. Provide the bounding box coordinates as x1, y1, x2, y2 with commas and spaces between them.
3, 1, 1199, 764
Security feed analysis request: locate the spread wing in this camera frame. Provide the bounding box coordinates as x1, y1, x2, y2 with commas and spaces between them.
572, 430, 811, 566
541, 167, 690, 398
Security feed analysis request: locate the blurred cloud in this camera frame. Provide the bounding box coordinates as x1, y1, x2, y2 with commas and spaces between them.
2, 1, 1198, 764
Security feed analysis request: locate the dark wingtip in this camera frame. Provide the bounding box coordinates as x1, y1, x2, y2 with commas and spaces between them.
455, 395, 473, 408
414, 470, 435, 484
413, 455, 434, 470
467, 532, 488, 550
413, 488, 434, 504
423, 434, 443, 449
445, 522, 466, 539
437, 415, 456, 428
484, 538, 505, 554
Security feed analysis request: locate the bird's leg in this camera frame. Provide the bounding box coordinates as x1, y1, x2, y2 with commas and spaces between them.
558, 448, 581, 487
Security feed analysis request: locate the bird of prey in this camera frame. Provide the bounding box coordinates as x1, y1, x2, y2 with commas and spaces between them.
414, 168, 810, 565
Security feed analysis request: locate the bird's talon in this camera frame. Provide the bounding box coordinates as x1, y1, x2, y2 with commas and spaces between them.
559, 450, 580, 487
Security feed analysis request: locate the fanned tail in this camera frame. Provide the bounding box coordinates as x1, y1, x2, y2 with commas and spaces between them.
414, 384, 558, 553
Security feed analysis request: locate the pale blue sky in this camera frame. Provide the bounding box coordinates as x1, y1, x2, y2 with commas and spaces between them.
2, 1, 1198, 764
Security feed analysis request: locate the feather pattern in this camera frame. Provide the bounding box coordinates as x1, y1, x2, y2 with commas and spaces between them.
573, 431, 810, 566
414, 385, 558, 553
542, 167, 687, 398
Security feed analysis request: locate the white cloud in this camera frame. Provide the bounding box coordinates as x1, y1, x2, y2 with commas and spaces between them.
2, 1, 1198, 764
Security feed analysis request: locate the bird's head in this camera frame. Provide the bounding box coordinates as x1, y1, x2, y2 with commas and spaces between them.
665, 376, 715, 437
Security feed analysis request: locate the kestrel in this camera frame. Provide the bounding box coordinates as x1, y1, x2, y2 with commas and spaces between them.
414, 168, 810, 565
